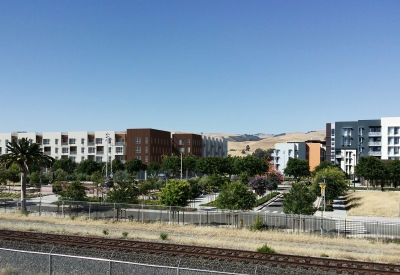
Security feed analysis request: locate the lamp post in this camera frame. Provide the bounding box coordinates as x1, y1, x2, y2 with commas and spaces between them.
353, 153, 356, 192
180, 151, 183, 180
319, 176, 326, 235
105, 133, 110, 181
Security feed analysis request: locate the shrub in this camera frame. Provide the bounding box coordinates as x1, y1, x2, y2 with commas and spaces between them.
320, 253, 329, 257
122, 232, 128, 237
250, 215, 264, 231
103, 229, 109, 235
256, 243, 276, 254
160, 232, 168, 240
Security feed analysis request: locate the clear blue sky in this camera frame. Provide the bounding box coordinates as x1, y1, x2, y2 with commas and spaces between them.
1, 1, 399, 135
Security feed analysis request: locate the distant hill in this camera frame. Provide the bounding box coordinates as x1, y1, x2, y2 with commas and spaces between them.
205, 130, 326, 157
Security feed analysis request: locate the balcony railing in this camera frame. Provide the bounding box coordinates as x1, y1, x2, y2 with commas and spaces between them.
61, 142, 68, 146
115, 142, 126, 146
96, 151, 104, 155
88, 142, 95, 146
368, 151, 381, 156
368, 132, 381, 137
70, 151, 77, 155
336, 154, 343, 159
368, 142, 382, 146
44, 152, 51, 155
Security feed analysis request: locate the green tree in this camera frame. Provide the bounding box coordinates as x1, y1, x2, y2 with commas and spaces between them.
215, 181, 256, 210
284, 158, 310, 182
282, 182, 316, 215
252, 148, 274, 160
111, 159, 125, 172
312, 161, 337, 175
183, 155, 197, 177
234, 155, 265, 177
53, 169, 68, 193
161, 155, 181, 176
137, 180, 155, 201
385, 159, 400, 188
59, 180, 87, 201
106, 181, 138, 203
6, 163, 21, 183
76, 159, 101, 175
311, 167, 348, 204
125, 159, 146, 174
0, 138, 54, 212
52, 158, 77, 175
355, 156, 385, 189
159, 179, 192, 207
28, 171, 40, 185
90, 171, 105, 199
147, 162, 161, 176
246, 145, 250, 151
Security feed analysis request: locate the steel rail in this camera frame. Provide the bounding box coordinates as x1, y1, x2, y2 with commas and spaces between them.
0, 229, 399, 275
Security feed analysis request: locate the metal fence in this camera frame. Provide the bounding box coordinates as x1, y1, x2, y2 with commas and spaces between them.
1, 199, 400, 239
0, 247, 250, 275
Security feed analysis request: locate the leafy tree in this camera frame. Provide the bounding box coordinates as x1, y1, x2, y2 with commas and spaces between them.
188, 176, 202, 199
215, 181, 256, 210
282, 182, 316, 215
161, 155, 181, 175
266, 171, 280, 193
59, 180, 87, 201
311, 167, 348, 204
111, 159, 125, 172
90, 171, 105, 199
137, 180, 155, 201
6, 163, 21, 183
0, 138, 54, 212
183, 155, 197, 177
125, 159, 146, 174
312, 161, 337, 175
52, 169, 68, 193
284, 158, 310, 182
248, 176, 267, 196
147, 162, 161, 176
76, 159, 101, 175
159, 179, 192, 207
113, 170, 128, 183
246, 145, 250, 151
385, 159, 400, 188
106, 181, 138, 204
252, 148, 274, 160
355, 156, 385, 188
52, 158, 77, 175
28, 171, 40, 184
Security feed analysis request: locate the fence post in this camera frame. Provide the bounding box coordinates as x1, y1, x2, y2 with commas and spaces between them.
48, 246, 54, 275
113, 203, 116, 220
376, 221, 379, 241
344, 219, 347, 238
109, 251, 115, 275
254, 264, 258, 275
176, 257, 181, 275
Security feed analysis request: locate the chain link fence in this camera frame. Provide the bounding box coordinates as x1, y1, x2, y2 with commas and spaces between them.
1, 199, 400, 239
0, 247, 249, 275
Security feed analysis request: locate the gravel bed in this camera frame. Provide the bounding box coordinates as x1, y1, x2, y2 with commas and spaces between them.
0, 238, 343, 275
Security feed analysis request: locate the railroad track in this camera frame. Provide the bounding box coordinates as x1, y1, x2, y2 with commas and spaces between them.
0, 229, 399, 275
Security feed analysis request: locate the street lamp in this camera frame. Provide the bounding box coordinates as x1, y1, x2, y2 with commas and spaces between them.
180, 151, 183, 180
319, 176, 326, 235
353, 153, 356, 192
39, 173, 42, 216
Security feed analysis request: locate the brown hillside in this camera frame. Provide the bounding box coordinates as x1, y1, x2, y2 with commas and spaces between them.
219, 130, 325, 157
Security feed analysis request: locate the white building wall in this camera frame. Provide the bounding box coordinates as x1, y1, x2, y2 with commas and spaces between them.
42, 132, 62, 160
0, 133, 12, 155
273, 143, 298, 175
381, 117, 400, 160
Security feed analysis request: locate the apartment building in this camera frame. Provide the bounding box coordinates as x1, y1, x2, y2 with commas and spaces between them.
272, 141, 325, 175
0, 128, 227, 164
326, 117, 400, 174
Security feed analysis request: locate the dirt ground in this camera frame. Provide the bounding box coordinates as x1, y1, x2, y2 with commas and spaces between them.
345, 191, 400, 217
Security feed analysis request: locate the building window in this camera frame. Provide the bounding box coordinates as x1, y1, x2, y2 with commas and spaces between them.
43, 139, 50, 145
135, 146, 141, 153
62, 148, 69, 154
342, 128, 352, 137
180, 147, 185, 153
81, 148, 85, 153
187, 139, 190, 145
145, 156, 148, 163
188, 147, 190, 153
69, 156, 76, 162
343, 136, 351, 146
88, 147, 95, 153
95, 138, 102, 144
135, 137, 141, 144
179, 140, 184, 145
109, 147, 112, 153
145, 146, 148, 153
69, 138, 76, 145
81, 138, 85, 145
96, 156, 102, 163
55, 156, 59, 160
116, 147, 123, 153
81, 156, 85, 161
135, 156, 141, 160
331, 129, 335, 136
395, 127, 400, 135
55, 148, 59, 154
145, 137, 148, 144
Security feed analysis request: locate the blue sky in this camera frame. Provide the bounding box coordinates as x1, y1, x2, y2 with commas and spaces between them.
1, 1, 399, 135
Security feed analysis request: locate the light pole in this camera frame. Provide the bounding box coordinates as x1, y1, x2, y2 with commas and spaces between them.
319, 176, 326, 235
353, 153, 356, 192
180, 151, 183, 180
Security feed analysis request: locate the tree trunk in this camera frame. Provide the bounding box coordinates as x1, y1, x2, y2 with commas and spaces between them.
20, 171, 27, 213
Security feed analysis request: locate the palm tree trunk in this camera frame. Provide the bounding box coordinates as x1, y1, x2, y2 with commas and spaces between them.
20, 171, 27, 213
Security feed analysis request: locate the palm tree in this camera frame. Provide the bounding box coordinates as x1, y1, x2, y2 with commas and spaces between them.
0, 138, 55, 212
